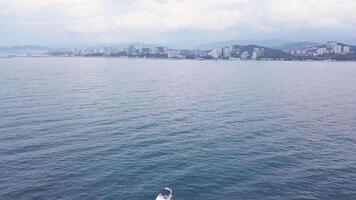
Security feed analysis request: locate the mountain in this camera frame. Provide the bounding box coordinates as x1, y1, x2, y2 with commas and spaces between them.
0, 45, 50, 54
90, 42, 166, 49
231, 45, 295, 60
276, 42, 321, 51
196, 40, 289, 49
340, 39, 356, 46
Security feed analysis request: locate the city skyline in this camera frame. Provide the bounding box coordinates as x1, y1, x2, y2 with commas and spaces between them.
46, 40, 356, 61
1, 0, 356, 47
3, 40, 354, 61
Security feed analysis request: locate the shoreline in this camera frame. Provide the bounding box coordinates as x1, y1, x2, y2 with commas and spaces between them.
3, 56, 356, 62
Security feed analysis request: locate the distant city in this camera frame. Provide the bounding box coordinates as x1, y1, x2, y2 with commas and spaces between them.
1, 41, 356, 61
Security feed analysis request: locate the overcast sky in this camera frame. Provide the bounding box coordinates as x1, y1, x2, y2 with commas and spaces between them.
1, 0, 356, 47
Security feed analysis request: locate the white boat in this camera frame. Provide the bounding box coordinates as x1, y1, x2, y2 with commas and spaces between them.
155, 187, 174, 200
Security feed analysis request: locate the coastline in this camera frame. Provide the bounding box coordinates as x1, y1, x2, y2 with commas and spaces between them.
3, 55, 356, 62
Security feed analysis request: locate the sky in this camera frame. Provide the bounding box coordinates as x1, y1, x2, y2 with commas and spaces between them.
1, 0, 356, 47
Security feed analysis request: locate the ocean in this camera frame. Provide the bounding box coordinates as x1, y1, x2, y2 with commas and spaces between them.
1, 58, 356, 200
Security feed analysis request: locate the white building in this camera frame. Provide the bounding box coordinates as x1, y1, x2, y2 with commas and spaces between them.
210, 48, 222, 59
327, 41, 338, 49
94, 48, 104, 54
222, 47, 230, 59
149, 47, 158, 54
104, 47, 113, 56
251, 48, 265, 60
343, 46, 351, 54
196, 50, 209, 58
240, 51, 249, 59
334, 45, 342, 54
251, 52, 258, 60
317, 47, 327, 55
167, 50, 180, 58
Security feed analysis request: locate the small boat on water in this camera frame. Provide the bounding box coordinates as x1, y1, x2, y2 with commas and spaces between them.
155, 187, 174, 200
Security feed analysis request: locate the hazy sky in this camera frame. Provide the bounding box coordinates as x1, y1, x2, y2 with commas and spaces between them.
1, 0, 356, 47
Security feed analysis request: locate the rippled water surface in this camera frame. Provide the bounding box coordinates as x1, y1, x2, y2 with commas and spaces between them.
1, 58, 356, 200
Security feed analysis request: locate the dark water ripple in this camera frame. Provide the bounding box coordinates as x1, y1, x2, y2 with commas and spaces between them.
1, 58, 356, 200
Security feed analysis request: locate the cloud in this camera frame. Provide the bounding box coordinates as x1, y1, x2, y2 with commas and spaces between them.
112, 0, 241, 33
1, 0, 356, 45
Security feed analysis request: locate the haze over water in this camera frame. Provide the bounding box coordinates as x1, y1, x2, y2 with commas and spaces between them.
1, 58, 356, 200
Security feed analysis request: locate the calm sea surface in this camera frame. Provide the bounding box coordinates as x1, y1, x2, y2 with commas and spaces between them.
1, 58, 356, 200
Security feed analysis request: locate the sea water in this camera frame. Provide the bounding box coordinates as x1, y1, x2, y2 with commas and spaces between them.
1, 58, 356, 199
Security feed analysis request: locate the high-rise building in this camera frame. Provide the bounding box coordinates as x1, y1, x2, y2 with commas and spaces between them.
317, 47, 327, 55
343, 46, 351, 54
149, 47, 157, 54
127, 45, 136, 55
334, 45, 342, 54
210, 48, 222, 59
141, 48, 150, 55
222, 47, 230, 59
259, 48, 265, 57
327, 41, 338, 49
230, 45, 242, 56
240, 51, 249, 59
196, 50, 209, 58
104, 47, 113, 56
167, 50, 180, 58
251, 48, 265, 60
156, 47, 167, 55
